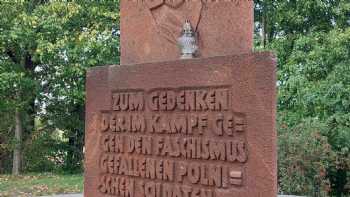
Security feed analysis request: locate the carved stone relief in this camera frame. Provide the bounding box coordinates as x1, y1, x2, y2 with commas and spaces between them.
121, 0, 254, 64
144, 0, 203, 44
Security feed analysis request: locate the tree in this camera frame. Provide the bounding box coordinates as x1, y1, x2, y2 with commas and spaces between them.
254, 0, 350, 195
33, 0, 120, 172
0, 1, 41, 174
277, 28, 350, 196
254, 0, 348, 52
0, 0, 120, 173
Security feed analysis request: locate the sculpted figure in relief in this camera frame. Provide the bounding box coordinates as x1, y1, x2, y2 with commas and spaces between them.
144, 0, 203, 44
122, 0, 253, 64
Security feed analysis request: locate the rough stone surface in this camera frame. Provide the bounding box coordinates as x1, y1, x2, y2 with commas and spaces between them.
120, 0, 253, 65
84, 52, 277, 197
42, 194, 303, 197
41, 195, 83, 197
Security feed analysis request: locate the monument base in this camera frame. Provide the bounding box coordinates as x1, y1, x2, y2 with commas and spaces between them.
84, 52, 277, 197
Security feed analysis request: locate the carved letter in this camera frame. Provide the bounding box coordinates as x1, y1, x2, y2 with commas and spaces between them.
188, 162, 200, 183
101, 113, 110, 132
148, 91, 159, 111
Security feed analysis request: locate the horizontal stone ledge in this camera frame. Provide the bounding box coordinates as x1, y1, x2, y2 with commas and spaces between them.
41, 194, 306, 197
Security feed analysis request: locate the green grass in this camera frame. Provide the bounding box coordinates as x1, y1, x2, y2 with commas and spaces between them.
0, 173, 83, 197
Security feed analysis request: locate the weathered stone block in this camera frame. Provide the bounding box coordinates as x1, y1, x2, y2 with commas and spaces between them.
84, 52, 277, 197
120, 0, 254, 64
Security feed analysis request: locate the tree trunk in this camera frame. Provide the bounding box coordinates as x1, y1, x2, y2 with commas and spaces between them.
262, 13, 267, 48
12, 109, 22, 175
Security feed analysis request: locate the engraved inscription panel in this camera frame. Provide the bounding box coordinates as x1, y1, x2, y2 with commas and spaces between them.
98, 87, 248, 197
85, 54, 277, 197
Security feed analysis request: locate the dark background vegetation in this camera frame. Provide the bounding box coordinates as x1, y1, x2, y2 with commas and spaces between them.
0, 0, 349, 196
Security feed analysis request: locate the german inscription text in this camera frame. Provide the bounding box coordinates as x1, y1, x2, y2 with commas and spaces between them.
98, 86, 248, 197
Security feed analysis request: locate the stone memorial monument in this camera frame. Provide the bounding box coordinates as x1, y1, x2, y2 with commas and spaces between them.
120, 0, 253, 64
84, 0, 277, 197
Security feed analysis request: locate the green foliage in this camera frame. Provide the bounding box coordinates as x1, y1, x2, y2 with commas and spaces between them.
23, 126, 63, 172
278, 117, 333, 195
276, 28, 350, 195
33, 0, 120, 172
0, 0, 120, 173
254, 0, 350, 194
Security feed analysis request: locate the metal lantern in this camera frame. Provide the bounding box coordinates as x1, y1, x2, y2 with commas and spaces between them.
178, 20, 198, 59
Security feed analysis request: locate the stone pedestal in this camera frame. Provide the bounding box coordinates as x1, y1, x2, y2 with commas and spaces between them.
84, 53, 277, 197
